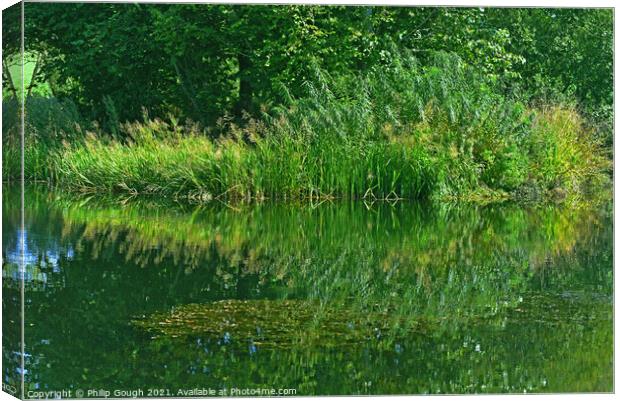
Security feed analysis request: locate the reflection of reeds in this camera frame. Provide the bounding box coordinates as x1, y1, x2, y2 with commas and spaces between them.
5, 187, 612, 394
19, 187, 608, 323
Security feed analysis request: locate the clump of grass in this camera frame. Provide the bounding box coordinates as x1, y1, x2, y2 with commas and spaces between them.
53, 120, 436, 200
264, 51, 541, 199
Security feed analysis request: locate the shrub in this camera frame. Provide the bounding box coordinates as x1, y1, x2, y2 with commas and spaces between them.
528, 106, 611, 194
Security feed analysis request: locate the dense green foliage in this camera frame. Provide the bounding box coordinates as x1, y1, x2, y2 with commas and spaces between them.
1, 4, 613, 202
7, 4, 613, 129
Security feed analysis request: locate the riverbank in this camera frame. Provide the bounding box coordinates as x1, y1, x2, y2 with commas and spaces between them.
2, 54, 611, 203
3, 107, 611, 204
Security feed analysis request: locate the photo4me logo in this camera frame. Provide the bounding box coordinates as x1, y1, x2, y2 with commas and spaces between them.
229, 387, 297, 396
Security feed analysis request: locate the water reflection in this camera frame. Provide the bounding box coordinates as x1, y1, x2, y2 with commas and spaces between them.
4, 232, 72, 290
1, 185, 613, 395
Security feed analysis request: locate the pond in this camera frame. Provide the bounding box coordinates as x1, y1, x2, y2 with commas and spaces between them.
2, 185, 613, 396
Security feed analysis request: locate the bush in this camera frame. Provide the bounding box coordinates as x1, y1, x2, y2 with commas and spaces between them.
528, 106, 611, 194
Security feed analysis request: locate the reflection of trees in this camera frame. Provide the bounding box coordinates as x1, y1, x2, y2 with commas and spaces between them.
2, 285, 22, 397
3, 189, 73, 291
40, 296, 609, 394
129, 308, 611, 394
45, 191, 612, 315
3, 186, 612, 394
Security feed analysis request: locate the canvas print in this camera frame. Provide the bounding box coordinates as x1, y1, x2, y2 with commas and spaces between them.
1, 2, 614, 398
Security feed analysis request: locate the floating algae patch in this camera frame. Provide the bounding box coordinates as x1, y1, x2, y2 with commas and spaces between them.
131, 292, 612, 349
132, 299, 432, 348
501, 292, 612, 326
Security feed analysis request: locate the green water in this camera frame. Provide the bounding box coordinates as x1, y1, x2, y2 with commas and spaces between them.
2, 186, 613, 396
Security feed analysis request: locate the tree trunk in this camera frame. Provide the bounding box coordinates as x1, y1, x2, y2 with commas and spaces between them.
171, 57, 202, 120
2, 59, 19, 99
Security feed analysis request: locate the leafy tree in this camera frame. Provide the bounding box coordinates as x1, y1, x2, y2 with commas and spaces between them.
19, 4, 613, 136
